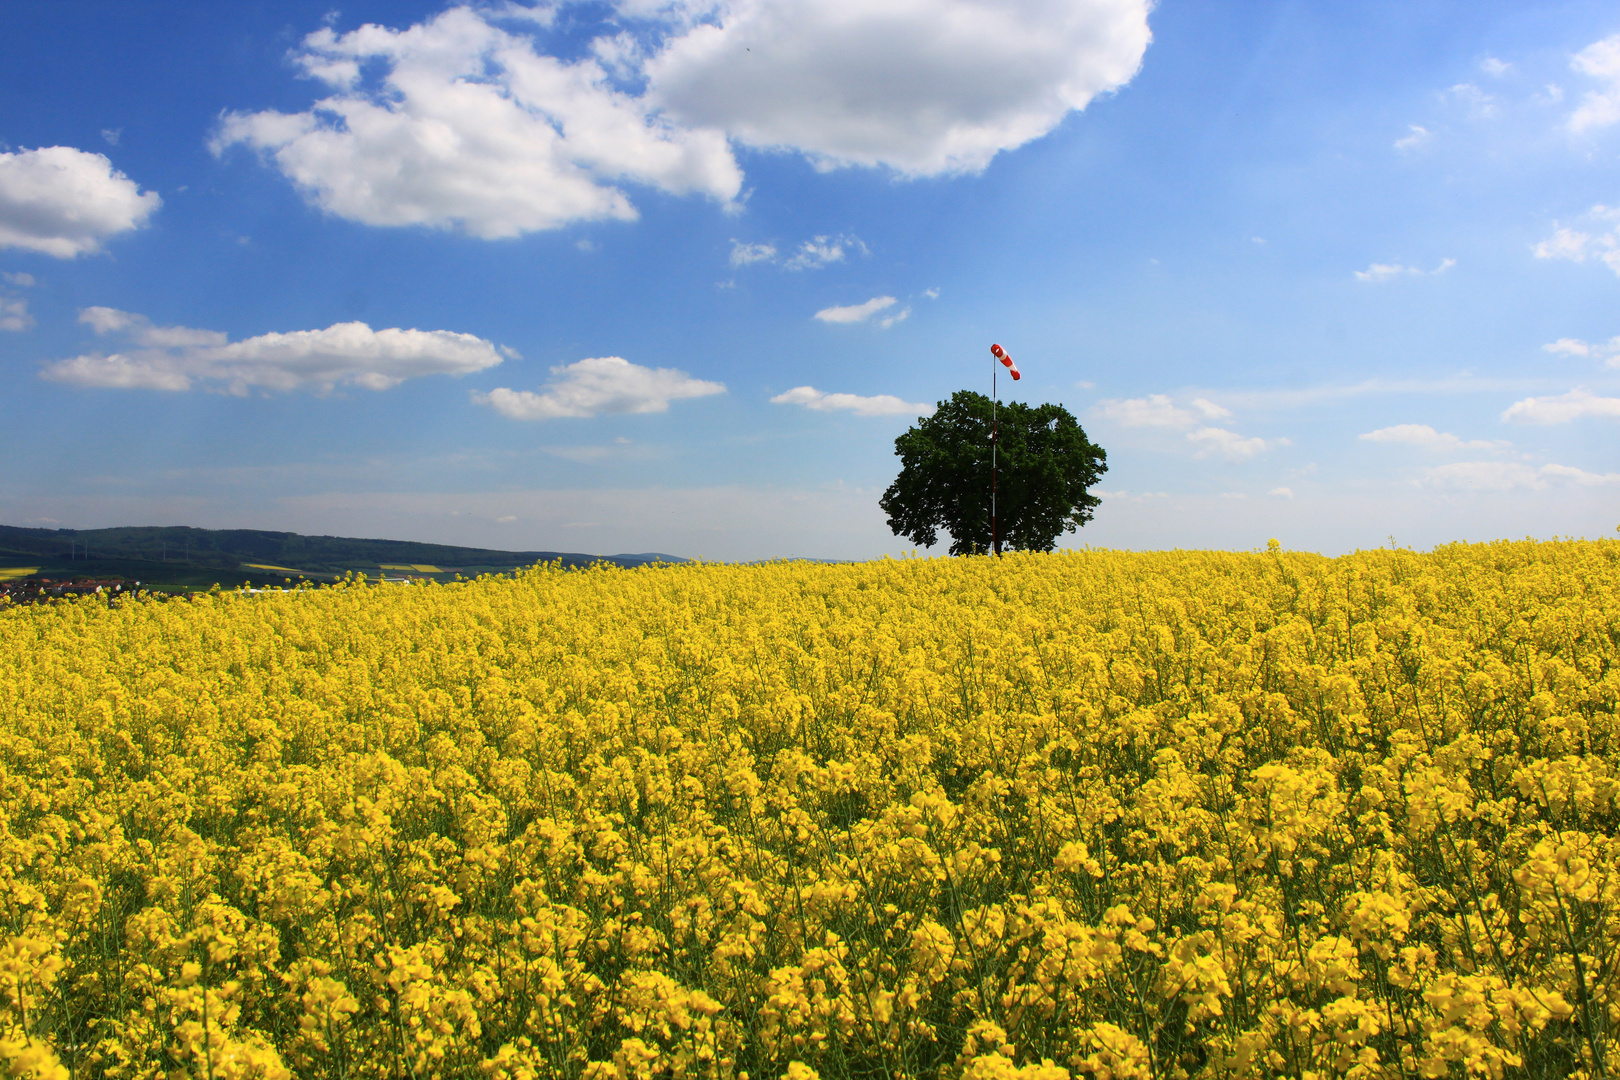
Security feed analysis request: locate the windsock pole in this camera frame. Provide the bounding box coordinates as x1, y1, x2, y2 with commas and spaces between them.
989, 344, 1020, 556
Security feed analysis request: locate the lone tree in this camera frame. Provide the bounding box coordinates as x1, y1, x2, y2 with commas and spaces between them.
880, 390, 1107, 555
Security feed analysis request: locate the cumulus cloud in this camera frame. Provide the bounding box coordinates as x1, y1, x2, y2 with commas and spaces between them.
214, 7, 743, 238
1358, 424, 1508, 451
0, 295, 32, 332
1354, 258, 1454, 281
1480, 57, 1511, 77
1543, 336, 1620, 365
42, 307, 504, 394
218, 2, 1151, 235
645, 0, 1152, 175
2, 272, 36, 287
0, 146, 160, 257
813, 296, 896, 324
1421, 461, 1620, 490
1268, 487, 1294, 498
1534, 206, 1620, 274
1569, 34, 1620, 133
475, 355, 724, 419
1501, 388, 1620, 423
770, 385, 932, 416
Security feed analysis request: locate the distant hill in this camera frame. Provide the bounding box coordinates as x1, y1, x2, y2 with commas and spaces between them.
0, 523, 685, 592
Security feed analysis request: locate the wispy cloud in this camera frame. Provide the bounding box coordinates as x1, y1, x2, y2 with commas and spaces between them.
1501, 388, 1620, 423
770, 386, 933, 417
1534, 206, 1620, 274
1543, 336, 1620, 365
1093, 394, 1279, 460
0, 295, 32, 332
1447, 82, 1497, 118
786, 235, 864, 270
1354, 257, 1455, 281
476, 356, 724, 420
1093, 394, 1231, 428
1187, 427, 1277, 461
814, 296, 897, 324
1421, 461, 1620, 490
729, 240, 776, 266
1394, 124, 1431, 151
1569, 34, 1620, 133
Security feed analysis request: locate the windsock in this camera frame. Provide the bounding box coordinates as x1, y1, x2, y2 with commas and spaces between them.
990, 343, 1021, 380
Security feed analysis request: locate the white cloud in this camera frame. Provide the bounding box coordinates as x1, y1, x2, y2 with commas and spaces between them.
1355, 263, 1416, 282
1501, 388, 1620, 424
220, 2, 1151, 234
1190, 397, 1230, 419
78, 306, 228, 347
1394, 124, 1431, 151
475, 355, 724, 419
1569, 34, 1620, 133
1187, 426, 1271, 461
1421, 461, 1620, 490
1534, 206, 1620, 274
770, 385, 933, 417
1358, 424, 1508, 451
1354, 258, 1454, 281
878, 306, 910, 329
728, 233, 865, 269
1543, 336, 1620, 365
923, 288, 940, 299
1447, 82, 1497, 118
814, 295, 896, 324
0, 295, 32, 332
645, 0, 1152, 176
2, 272, 35, 287
43, 307, 504, 394
1268, 487, 1294, 499
1093, 393, 1196, 428
729, 240, 777, 266
0, 146, 160, 257
784, 234, 864, 269
214, 7, 743, 238
1480, 57, 1511, 77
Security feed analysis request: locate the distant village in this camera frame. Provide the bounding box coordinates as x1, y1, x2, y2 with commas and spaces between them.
0, 576, 145, 605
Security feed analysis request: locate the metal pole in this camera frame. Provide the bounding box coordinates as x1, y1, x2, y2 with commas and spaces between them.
991, 360, 998, 557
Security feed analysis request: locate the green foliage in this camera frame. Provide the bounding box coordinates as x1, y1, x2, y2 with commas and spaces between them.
880, 390, 1107, 555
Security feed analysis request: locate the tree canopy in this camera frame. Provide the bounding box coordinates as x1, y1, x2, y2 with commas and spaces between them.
880, 390, 1107, 555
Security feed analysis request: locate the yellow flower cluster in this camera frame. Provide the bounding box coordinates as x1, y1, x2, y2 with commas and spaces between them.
1, 539, 1616, 1079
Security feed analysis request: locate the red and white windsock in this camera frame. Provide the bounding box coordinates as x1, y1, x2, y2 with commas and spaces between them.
991, 343, 1021, 380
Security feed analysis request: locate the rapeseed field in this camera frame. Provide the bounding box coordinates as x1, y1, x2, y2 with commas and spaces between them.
0, 540, 1615, 1080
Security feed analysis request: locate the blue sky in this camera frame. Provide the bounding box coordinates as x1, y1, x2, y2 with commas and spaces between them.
1, 0, 1617, 560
